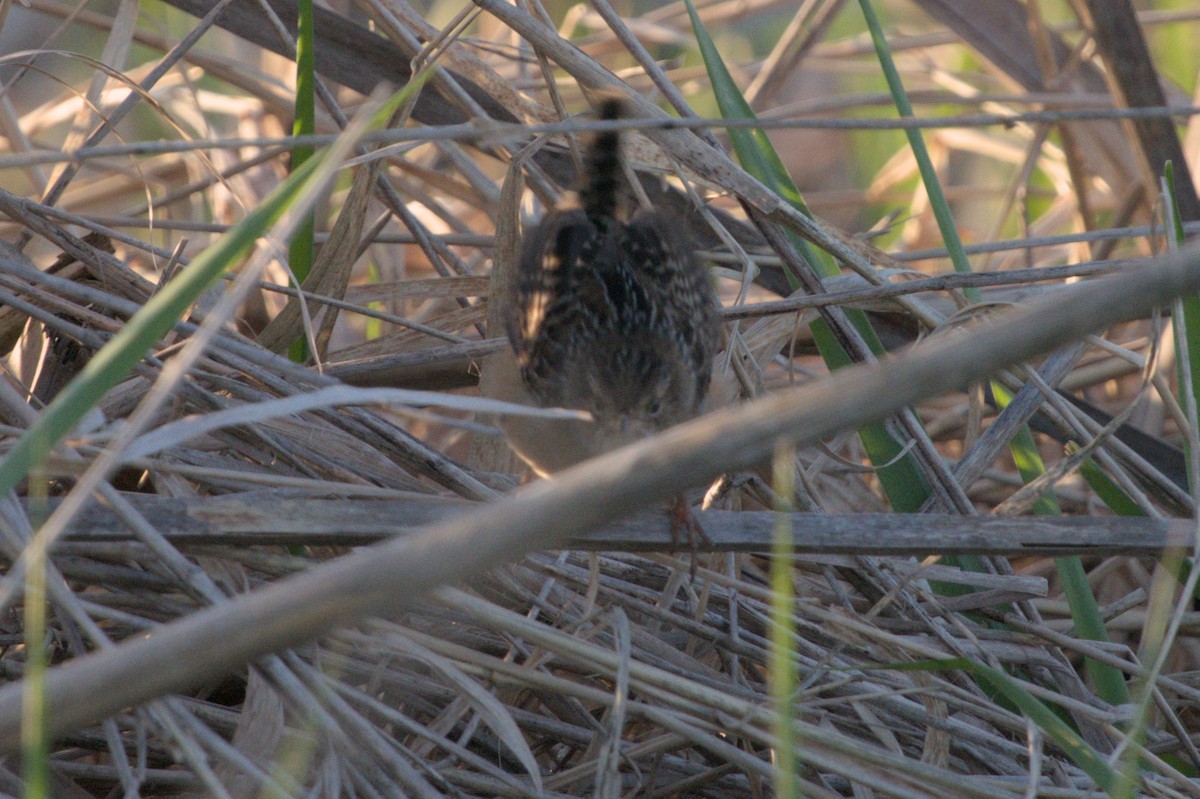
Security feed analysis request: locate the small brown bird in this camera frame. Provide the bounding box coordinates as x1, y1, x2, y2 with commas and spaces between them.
492, 96, 721, 546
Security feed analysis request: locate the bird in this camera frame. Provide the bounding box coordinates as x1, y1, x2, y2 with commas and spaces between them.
485, 95, 722, 550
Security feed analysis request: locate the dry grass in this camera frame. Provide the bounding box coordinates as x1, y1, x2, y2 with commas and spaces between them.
1, 0, 1199, 796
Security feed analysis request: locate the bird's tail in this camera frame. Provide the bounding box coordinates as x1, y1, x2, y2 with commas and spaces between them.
580, 96, 626, 220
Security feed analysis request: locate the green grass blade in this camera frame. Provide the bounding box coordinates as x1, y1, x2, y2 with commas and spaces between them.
288, 0, 317, 363
1166, 162, 1200, 489
1077, 451, 1143, 516
1056, 551, 1131, 704
1103, 163, 1200, 798
859, 0, 1124, 699
813, 333, 928, 510
968, 661, 1119, 794
879, 656, 1121, 793
769, 444, 799, 798
856, 0, 971, 285
684, 0, 817, 280
21, 507, 48, 799
0, 152, 327, 498
0, 80, 424, 500
992, 385, 1130, 705
685, 0, 929, 511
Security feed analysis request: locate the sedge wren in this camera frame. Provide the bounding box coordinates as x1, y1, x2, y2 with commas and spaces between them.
492, 96, 721, 546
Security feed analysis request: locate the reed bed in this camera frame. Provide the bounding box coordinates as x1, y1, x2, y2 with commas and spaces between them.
0, 0, 1198, 796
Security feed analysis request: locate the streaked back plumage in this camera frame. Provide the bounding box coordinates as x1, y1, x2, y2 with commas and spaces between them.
506, 97, 720, 454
